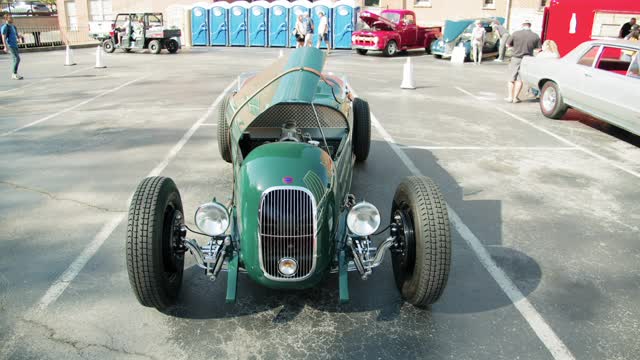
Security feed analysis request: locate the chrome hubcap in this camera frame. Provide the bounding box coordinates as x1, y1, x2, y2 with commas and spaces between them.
388, 42, 396, 54
542, 87, 557, 112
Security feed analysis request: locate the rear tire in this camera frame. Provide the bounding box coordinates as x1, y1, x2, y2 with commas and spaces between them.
434, 54, 442, 59
149, 40, 161, 54
352, 97, 371, 162
126, 176, 185, 310
391, 176, 451, 307
166, 39, 179, 54
540, 81, 568, 119
102, 39, 115, 53
356, 49, 368, 55
217, 93, 233, 163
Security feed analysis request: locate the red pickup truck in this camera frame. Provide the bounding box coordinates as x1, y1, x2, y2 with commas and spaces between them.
352, 9, 441, 57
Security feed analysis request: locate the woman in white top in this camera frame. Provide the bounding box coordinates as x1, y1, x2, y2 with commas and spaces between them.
294, 14, 305, 48
536, 40, 560, 59
471, 20, 486, 64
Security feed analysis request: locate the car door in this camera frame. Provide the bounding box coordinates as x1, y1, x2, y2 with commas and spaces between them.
560, 45, 602, 114
400, 14, 417, 47
587, 46, 640, 132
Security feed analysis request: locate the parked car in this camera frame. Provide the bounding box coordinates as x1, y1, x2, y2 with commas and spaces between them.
89, 12, 181, 54
352, 10, 441, 57
521, 40, 640, 136
125, 47, 452, 310
1, 1, 50, 15
430, 17, 504, 61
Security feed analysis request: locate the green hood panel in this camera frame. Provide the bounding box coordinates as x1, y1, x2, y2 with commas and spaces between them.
236, 142, 336, 288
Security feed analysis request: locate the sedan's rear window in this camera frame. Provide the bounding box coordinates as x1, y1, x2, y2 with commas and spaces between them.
596, 46, 636, 76
577, 46, 600, 67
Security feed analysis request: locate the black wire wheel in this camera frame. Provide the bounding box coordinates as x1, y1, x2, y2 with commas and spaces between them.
217, 93, 233, 163
352, 97, 371, 162
126, 176, 185, 310
391, 176, 451, 307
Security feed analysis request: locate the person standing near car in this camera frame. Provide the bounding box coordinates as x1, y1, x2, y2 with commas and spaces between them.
619, 17, 636, 39
505, 20, 540, 103
316, 11, 331, 52
294, 14, 305, 48
471, 20, 486, 64
492, 20, 509, 62
1, 14, 23, 80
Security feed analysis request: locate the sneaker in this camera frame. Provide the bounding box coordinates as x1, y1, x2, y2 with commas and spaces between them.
494, 59, 503, 63
504, 97, 513, 102
11, 74, 23, 80
512, 98, 521, 104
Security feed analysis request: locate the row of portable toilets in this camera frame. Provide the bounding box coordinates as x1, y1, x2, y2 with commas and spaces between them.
190, 0, 359, 49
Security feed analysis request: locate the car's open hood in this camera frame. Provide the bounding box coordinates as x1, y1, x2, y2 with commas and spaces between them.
442, 17, 505, 43
359, 10, 396, 31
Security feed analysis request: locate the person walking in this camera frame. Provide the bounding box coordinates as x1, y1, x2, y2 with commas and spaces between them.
303, 13, 314, 47
505, 20, 541, 103
471, 20, 486, 64
492, 20, 509, 62
294, 14, 306, 48
316, 11, 331, 52
619, 17, 637, 39
1, 14, 23, 80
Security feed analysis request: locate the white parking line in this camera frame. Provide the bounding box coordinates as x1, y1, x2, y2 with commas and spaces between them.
0, 76, 146, 137
351, 88, 576, 360
0, 79, 237, 359
402, 145, 578, 151
0, 66, 94, 95
455, 86, 640, 179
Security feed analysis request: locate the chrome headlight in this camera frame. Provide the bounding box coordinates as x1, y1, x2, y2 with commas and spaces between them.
351, 35, 356, 42
278, 257, 298, 277
194, 202, 229, 236
373, 37, 379, 45
347, 201, 380, 236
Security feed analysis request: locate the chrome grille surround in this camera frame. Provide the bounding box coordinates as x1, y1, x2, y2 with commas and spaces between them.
258, 186, 317, 281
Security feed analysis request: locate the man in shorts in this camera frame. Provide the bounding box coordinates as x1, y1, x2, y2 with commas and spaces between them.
303, 13, 314, 47
316, 11, 331, 52
506, 20, 540, 103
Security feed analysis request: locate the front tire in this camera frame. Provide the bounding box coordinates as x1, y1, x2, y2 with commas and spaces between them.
356, 49, 368, 55
217, 93, 233, 163
126, 176, 185, 310
102, 39, 115, 53
540, 81, 568, 119
383, 40, 398, 57
352, 97, 371, 162
391, 176, 451, 307
149, 40, 161, 54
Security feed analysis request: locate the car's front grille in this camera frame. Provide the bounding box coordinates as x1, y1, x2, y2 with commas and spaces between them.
259, 187, 316, 281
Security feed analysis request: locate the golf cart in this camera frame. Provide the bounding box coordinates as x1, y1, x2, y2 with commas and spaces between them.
91, 13, 181, 54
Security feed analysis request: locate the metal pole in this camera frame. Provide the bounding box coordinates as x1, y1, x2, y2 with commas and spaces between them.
505, 0, 513, 30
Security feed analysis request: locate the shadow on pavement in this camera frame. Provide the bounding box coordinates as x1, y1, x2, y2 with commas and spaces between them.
561, 109, 640, 148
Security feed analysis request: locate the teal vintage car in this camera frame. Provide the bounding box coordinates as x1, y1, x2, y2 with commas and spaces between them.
430, 17, 505, 61
125, 47, 451, 311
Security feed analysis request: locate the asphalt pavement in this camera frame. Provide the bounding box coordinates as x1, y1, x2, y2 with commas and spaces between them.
0, 46, 639, 360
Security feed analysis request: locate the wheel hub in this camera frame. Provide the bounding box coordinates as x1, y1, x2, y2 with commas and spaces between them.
392, 208, 416, 271
542, 87, 557, 112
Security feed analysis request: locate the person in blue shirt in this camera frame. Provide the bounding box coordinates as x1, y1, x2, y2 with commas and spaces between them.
1, 14, 22, 80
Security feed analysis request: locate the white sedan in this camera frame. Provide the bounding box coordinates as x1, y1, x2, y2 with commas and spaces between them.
521, 40, 639, 136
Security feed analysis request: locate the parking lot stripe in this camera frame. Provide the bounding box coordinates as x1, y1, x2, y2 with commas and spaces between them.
403, 145, 578, 151
0, 66, 94, 95
350, 87, 575, 360
0, 76, 146, 137
455, 86, 640, 180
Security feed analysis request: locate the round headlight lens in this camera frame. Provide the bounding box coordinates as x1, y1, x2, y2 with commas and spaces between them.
347, 201, 380, 236
278, 258, 298, 277
194, 202, 229, 236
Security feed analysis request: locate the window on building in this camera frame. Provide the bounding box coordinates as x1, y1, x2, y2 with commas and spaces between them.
592, 12, 640, 38
414, 0, 432, 7
89, 0, 113, 21
364, 0, 380, 7
483, 0, 496, 9
65, 0, 78, 31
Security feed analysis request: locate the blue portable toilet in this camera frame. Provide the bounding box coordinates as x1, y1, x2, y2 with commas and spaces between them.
229, 1, 250, 46
332, 0, 354, 49
209, 2, 229, 46
289, 1, 311, 48
268, 1, 290, 47
312, 1, 332, 49
191, 5, 209, 46
249, 1, 269, 47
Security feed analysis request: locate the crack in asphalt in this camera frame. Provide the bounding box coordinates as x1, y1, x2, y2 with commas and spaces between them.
20, 317, 159, 360
0, 180, 126, 213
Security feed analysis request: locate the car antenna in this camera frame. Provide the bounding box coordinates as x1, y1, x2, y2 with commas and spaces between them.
310, 102, 329, 153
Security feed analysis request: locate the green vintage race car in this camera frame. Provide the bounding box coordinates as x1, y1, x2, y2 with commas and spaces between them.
126, 47, 451, 310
